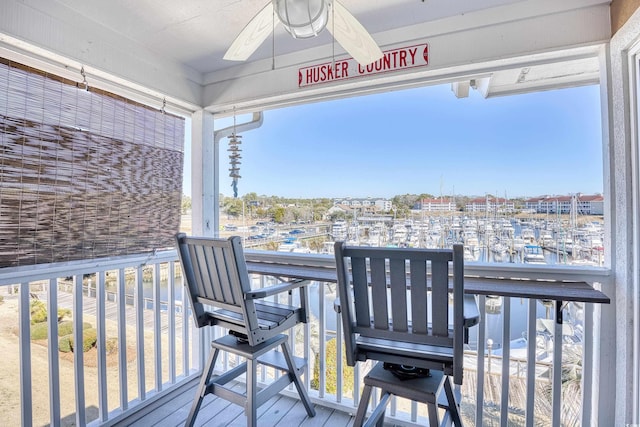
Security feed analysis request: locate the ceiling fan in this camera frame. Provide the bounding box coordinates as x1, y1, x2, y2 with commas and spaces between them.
223, 0, 383, 66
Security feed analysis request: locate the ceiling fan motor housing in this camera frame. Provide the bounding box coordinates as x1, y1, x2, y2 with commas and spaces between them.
274, 0, 330, 39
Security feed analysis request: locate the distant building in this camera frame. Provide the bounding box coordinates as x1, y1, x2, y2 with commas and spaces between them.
524, 194, 603, 215
375, 199, 393, 211
465, 196, 515, 213
415, 197, 456, 212
331, 220, 348, 240
333, 197, 392, 212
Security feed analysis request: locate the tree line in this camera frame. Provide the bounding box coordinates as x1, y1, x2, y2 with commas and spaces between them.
180, 192, 530, 224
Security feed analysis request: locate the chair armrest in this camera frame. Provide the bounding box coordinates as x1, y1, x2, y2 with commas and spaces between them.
245, 278, 309, 300
463, 294, 480, 329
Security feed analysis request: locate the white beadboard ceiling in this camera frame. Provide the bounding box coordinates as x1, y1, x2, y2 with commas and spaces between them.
0, 0, 611, 110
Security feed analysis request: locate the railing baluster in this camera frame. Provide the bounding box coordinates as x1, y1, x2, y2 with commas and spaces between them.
19, 282, 33, 427
303, 284, 311, 391
525, 298, 537, 427
410, 400, 417, 422
181, 274, 190, 375
288, 283, 295, 391
257, 274, 267, 382
390, 394, 396, 417
135, 267, 146, 400
552, 303, 563, 426
47, 278, 61, 426
97, 271, 108, 422
319, 280, 326, 398
500, 297, 511, 427
168, 261, 176, 383
153, 263, 162, 391
582, 302, 594, 426
354, 361, 361, 409
336, 295, 343, 403
117, 268, 128, 410
476, 294, 487, 427
73, 274, 86, 426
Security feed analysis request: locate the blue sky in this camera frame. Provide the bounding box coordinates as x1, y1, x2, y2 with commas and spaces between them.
185, 83, 603, 199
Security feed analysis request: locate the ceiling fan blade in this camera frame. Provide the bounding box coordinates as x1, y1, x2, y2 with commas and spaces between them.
224, 2, 278, 61
327, 0, 383, 66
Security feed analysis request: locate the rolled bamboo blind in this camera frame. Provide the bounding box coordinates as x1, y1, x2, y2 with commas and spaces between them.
0, 59, 185, 268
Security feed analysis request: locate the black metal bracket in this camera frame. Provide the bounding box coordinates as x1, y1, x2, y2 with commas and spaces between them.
556, 300, 570, 324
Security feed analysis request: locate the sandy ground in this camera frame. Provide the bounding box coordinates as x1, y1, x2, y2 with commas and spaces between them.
0, 293, 185, 426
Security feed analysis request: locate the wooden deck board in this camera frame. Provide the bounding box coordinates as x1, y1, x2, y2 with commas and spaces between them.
118, 378, 340, 427
247, 393, 301, 426
298, 404, 339, 426
127, 383, 200, 427
324, 408, 354, 427
280, 400, 328, 426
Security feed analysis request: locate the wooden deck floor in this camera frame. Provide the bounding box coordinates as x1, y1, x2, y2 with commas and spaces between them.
113, 377, 355, 427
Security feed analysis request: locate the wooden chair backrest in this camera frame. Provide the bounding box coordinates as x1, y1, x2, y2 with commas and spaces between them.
334, 243, 465, 384
176, 233, 259, 332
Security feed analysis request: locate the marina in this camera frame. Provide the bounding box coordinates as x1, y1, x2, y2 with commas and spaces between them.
227, 211, 604, 383
238, 212, 605, 267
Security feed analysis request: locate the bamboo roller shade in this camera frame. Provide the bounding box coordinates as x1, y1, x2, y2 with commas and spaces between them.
0, 59, 185, 268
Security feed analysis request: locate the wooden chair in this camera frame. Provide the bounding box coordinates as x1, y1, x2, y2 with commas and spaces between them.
175, 233, 316, 427
334, 243, 479, 427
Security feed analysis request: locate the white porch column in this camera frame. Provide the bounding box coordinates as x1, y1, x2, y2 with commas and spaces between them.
607, 9, 640, 426
191, 109, 217, 237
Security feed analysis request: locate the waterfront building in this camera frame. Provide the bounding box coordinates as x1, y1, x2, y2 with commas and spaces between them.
333, 197, 392, 212
525, 194, 604, 215
374, 199, 393, 211
465, 196, 515, 213
415, 197, 456, 212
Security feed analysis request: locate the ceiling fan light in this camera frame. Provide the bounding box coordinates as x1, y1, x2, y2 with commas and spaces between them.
274, 0, 329, 39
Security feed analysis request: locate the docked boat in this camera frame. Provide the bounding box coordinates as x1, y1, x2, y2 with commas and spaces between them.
277, 238, 311, 253
523, 244, 546, 264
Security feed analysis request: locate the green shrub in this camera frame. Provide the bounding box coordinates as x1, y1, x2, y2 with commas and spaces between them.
105, 337, 118, 355
82, 328, 97, 352
57, 321, 73, 336
30, 322, 49, 340
47, 320, 92, 337
67, 328, 97, 352
0, 295, 4, 304
57, 308, 71, 322
30, 300, 47, 324
312, 337, 354, 395
59, 335, 72, 353
29, 300, 71, 324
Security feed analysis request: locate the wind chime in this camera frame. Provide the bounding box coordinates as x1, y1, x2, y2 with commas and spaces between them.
228, 112, 242, 198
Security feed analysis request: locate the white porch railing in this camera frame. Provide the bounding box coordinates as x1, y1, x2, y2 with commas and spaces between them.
0, 250, 197, 427
0, 250, 612, 426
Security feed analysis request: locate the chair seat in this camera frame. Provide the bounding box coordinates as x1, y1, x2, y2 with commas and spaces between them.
355, 362, 449, 427
211, 300, 302, 330
357, 336, 454, 365
365, 362, 445, 404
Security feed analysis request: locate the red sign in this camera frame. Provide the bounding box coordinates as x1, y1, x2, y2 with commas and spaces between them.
299, 43, 429, 88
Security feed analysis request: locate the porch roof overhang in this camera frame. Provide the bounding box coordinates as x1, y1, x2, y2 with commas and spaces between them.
0, 0, 610, 116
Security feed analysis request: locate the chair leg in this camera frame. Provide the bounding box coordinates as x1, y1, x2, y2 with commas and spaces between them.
427, 401, 440, 427
246, 358, 258, 427
281, 341, 316, 417
354, 384, 373, 427
185, 347, 220, 427
443, 377, 463, 427
364, 391, 391, 427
